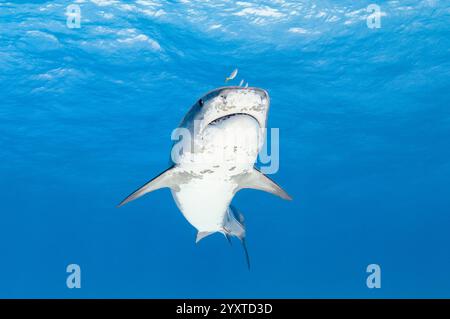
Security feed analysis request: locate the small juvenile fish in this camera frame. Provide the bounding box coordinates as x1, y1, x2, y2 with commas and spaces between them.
239, 79, 244, 87
225, 68, 238, 82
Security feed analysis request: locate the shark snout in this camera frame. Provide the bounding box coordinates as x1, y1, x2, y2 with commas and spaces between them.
218, 86, 268, 101
215, 86, 269, 112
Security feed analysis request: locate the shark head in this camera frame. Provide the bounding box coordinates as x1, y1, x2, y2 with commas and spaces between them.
179, 86, 270, 136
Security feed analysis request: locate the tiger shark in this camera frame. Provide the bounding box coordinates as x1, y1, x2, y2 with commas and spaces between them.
118, 86, 291, 268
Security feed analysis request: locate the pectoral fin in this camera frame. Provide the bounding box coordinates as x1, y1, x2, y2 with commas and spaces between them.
118, 166, 177, 207
234, 168, 292, 200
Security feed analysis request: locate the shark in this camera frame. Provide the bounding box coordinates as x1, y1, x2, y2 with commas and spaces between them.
118, 86, 292, 268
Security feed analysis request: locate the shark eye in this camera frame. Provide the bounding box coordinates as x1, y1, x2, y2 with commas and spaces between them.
198, 99, 204, 107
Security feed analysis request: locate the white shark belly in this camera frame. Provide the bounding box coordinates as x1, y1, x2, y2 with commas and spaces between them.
171, 114, 260, 232
171, 177, 234, 232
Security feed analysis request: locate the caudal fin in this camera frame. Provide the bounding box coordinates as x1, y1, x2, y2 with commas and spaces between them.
225, 206, 251, 270
241, 238, 250, 270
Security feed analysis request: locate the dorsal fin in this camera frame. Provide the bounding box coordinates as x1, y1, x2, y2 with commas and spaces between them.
118, 166, 178, 207
234, 168, 292, 200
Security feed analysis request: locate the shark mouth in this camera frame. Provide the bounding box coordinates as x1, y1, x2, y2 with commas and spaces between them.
207, 113, 261, 127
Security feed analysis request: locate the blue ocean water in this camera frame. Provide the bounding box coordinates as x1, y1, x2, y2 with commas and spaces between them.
0, 0, 449, 298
